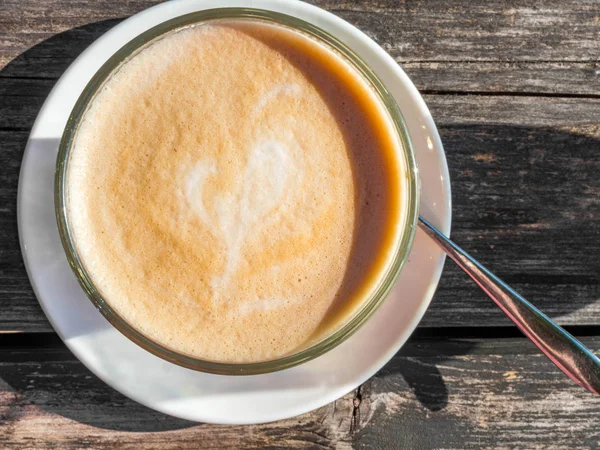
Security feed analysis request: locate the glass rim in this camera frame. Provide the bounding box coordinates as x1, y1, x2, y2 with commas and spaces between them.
55, 7, 420, 375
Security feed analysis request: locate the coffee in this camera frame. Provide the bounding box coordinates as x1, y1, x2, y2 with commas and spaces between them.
67, 19, 406, 363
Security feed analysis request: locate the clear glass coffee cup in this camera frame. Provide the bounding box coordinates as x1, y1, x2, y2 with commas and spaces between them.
55, 8, 420, 375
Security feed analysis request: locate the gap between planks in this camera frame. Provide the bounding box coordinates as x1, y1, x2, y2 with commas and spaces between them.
2, 326, 600, 349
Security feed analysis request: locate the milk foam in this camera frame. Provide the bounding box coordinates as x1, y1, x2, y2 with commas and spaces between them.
67, 20, 405, 363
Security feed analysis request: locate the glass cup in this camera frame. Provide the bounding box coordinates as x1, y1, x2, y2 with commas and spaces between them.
55, 8, 420, 375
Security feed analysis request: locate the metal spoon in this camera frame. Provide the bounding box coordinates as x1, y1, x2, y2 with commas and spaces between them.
418, 215, 600, 394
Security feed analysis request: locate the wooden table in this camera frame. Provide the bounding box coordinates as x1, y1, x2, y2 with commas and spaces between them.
2, 0, 600, 448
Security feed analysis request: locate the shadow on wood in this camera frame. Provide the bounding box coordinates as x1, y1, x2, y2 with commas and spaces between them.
0, 19, 128, 332
373, 338, 478, 413
0, 335, 196, 432
426, 122, 600, 326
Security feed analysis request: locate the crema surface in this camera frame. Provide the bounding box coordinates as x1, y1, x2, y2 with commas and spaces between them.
67, 20, 405, 362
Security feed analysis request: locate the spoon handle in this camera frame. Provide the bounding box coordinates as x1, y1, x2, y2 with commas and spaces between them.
418, 216, 600, 394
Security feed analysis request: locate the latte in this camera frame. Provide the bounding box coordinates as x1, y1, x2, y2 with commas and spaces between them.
67, 19, 406, 363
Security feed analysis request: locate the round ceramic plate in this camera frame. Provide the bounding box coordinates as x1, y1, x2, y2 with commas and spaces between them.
18, 0, 451, 424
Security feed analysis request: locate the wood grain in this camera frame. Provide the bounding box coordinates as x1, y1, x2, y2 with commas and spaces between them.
2, 0, 600, 448
1, 0, 599, 95
425, 95, 600, 327
405, 62, 600, 97
356, 336, 600, 450
0, 336, 599, 449
320, 0, 600, 60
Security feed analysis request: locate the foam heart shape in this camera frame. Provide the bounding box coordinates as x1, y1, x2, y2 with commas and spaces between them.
185, 140, 296, 299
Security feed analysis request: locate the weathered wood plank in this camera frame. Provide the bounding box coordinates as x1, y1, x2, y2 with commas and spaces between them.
422, 95, 600, 327
0, 128, 45, 333
356, 336, 600, 450
318, 0, 600, 62
3, 0, 598, 62
404, 61, 600, 97
1, 0, 599, 95
0, 336, 599, 449
0, 337, 354, 449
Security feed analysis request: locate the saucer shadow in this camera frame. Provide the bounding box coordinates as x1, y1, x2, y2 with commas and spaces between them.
372, 335, 477, 412
0, 334, 197, 432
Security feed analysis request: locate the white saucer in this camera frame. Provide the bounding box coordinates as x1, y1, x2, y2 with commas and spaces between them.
17, 0, 451, 424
